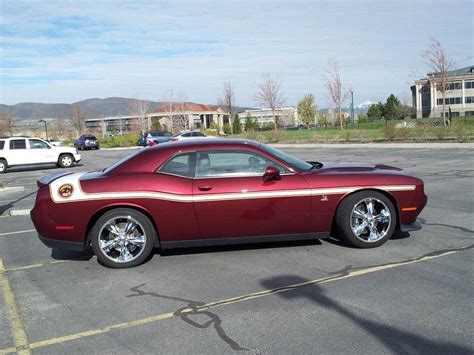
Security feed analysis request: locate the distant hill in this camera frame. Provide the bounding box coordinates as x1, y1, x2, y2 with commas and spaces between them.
0, 97, 255, 120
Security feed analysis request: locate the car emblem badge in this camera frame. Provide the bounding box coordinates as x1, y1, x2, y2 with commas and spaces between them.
58, 184, 74, 198
321, 195, 328, 202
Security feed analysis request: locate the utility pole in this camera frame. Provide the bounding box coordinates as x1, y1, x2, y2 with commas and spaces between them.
38, 119, 48, 140
351, 89, 354, 127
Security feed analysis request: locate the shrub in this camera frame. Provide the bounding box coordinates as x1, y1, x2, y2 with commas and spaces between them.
203, 129, 218, 136
223, 123, 232, 135
99, 134, 140, 148
244, 129, 259, 141
451, 123, 468, 142
415, 126, 430, 142
232, 114, 242, 134
341, 129, 352, 142
268, 129, 283, 142
397, 127, 412, 140
381, 124, 397, 141
431, 126, 448, 140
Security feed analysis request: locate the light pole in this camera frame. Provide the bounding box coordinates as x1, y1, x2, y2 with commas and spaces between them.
351, 89, 354, 127
38, 120, 48, 140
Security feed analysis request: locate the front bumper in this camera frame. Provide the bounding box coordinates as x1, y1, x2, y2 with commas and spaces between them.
400, 219, 422, 232
74, 153, 82, 162
38, 234, 86, 251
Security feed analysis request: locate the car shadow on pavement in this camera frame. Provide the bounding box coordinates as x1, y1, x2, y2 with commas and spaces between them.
0, 190, 37, 215
324, 231, 412, 248
4, 164, 83, 174
51, 246, 94, 261
158, 239, 322, 257
260, 275, 472, 354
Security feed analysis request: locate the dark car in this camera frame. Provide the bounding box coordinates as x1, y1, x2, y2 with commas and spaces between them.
74, 135, 100, 150
137, 131, 173, 146
31, 139, 426, 268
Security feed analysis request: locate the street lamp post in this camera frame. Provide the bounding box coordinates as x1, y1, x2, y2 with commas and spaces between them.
351, 89, 354, 127
38, 120, 48, 140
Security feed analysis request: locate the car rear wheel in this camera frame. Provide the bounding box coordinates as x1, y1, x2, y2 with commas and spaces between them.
0, 159, 7, 173
58, 154, 74, 168
335, 191, 396, 248
90, 208, 156, 268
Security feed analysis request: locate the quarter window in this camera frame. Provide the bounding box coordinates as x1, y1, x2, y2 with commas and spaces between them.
158, 153, 194, 177
0, 141, 4, 150
9, 139, 26, 149
195, 150, 287, 178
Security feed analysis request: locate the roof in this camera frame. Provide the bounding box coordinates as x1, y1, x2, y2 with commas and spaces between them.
153, 102, 221, 113
428, 65, 474, 78
152, 138, 260, 150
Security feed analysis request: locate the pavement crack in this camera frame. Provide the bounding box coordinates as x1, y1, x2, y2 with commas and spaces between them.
126, 284, 251, 352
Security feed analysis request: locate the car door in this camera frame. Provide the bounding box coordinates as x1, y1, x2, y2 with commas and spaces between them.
8, 139, 28, 165
192, 149, 313, 239
27, 139, 56, 163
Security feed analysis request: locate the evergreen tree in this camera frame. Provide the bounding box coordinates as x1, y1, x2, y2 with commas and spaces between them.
232, 113, 242, 134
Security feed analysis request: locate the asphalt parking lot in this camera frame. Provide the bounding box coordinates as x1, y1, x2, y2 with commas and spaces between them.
0, 145, 473, 354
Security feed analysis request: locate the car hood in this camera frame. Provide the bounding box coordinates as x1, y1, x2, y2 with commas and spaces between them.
311, 161, 404, 174
53, 146, 77, 154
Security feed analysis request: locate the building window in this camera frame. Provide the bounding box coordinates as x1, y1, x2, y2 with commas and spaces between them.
465, 111, 474, 116
420, 86, 431, 93
465, 81, 474, 89
437, 97, 462, 106
446, 82, 462, 90
466, 96, 474, 104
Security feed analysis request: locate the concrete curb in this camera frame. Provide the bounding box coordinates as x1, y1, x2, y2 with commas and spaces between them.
8, 209, 31, 216
99, 147, 142, 151
0, 186, 26, 194
270, 143, 474, 149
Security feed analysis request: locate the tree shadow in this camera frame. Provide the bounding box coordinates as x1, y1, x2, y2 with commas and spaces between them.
260, 275, 472, 354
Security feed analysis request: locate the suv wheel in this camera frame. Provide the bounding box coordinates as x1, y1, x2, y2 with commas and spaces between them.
0, 159, 7, 173
58, 154, 74, 168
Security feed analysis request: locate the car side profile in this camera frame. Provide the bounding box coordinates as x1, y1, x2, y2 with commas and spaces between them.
137, 131, 173, 146
31, 139, 426, 268
170, 130, 218, 142
0, 137, 81, 173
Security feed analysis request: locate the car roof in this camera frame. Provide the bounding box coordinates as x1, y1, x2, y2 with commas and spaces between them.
158, 138, 261, 149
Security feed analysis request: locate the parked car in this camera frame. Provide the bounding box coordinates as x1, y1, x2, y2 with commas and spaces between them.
170, 130, 218, 142
31, 139, 426, 268
0, 137, 81, 173
45, 139, 61, 146
74, 135, 100, 150
137, 131, 173, 146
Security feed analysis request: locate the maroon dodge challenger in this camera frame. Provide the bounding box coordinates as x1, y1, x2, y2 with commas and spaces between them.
31, 139, 427, 268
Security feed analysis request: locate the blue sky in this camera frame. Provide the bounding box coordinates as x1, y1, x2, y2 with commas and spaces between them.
0, 0, 472, 107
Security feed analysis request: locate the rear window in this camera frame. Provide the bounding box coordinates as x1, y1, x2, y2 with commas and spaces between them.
0, 141, 4, 150
85, 136, 97, 140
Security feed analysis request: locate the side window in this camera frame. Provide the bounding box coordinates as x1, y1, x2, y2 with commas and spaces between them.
29, 139, 49, 149
195, 150, 286, 178
182, 133, 192, 137
158, 153, 194, 178
0, 141, 4, 150
192, 132, 205, 137
9, 139, 26, 150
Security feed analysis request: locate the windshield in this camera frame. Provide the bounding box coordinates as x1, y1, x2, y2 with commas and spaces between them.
260, 144, 313, 172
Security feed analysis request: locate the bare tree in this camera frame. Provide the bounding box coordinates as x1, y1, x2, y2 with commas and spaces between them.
422, 38, 455, 125
176, 91, 189, 130
0, 111, 14, 136
162, 89, 175, 132
325, 58, 350, 130
129, 98, 150, 134
218, 81, 235, 134
71, 103, 86, 135
253, 73, 285, 130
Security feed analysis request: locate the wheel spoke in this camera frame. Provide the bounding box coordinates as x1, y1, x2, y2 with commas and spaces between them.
100, 239, 118, 253
375, 209, 390, 224
127, 235, 145, 248
123, 219, 137, 236
365, 199, 374, 217
352, 208, 366, 219
368, 226, 380, 242
107, 222, 121, 236
119, 245, 134, 262
353, 222, 368, 236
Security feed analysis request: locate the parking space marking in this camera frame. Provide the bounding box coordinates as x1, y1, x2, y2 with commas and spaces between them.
0, 230, 35, 237
4, 260, 69, 273
0, 244, 472, 353
0, 259, 31, 355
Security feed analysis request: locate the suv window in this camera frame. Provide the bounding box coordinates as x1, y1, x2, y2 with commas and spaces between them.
85, 136, 96, 140
0, 141, 4, 150
10, 139, 26, 150
195, 150, 286, 178
29, 139, 49, 149
158, 153, 194, 177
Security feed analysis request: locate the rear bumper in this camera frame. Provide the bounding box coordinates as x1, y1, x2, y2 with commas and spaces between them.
38, 234, 86, 251
400, 220, 422, 232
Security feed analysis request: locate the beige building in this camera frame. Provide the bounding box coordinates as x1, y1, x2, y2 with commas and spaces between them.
238, 107, 299, 127
411, 65, 474, 118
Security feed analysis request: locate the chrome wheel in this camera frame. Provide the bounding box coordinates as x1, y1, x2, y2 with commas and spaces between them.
351, 198, 391, 243
98, 216, 147, 263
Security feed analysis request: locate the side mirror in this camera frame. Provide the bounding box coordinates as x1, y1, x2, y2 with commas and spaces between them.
263, 166, 281, 182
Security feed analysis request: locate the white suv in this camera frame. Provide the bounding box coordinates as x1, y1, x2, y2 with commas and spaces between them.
0, 137, 81, 173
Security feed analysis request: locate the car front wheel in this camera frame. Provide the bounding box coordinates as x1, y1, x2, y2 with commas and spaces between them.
58, 154, 74, 168
0, 159, 7, 173
90, 208, 156, 268
335, 190, 396, 248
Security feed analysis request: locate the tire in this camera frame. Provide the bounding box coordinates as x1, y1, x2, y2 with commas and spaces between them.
90, 208, 156, 268
0, 159, 7, 173
335, 190, 396, 248
58, 154, 74, 168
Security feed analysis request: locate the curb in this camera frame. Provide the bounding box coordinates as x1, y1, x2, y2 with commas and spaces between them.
0, 186, 25, 194
8, 209, 31, 216
99, 147, 142, 151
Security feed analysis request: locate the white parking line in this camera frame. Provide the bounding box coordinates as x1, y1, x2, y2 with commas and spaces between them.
0, 230, 36, 237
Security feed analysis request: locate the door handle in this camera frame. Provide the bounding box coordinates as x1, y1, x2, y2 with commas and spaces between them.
198, 185, 213, 191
